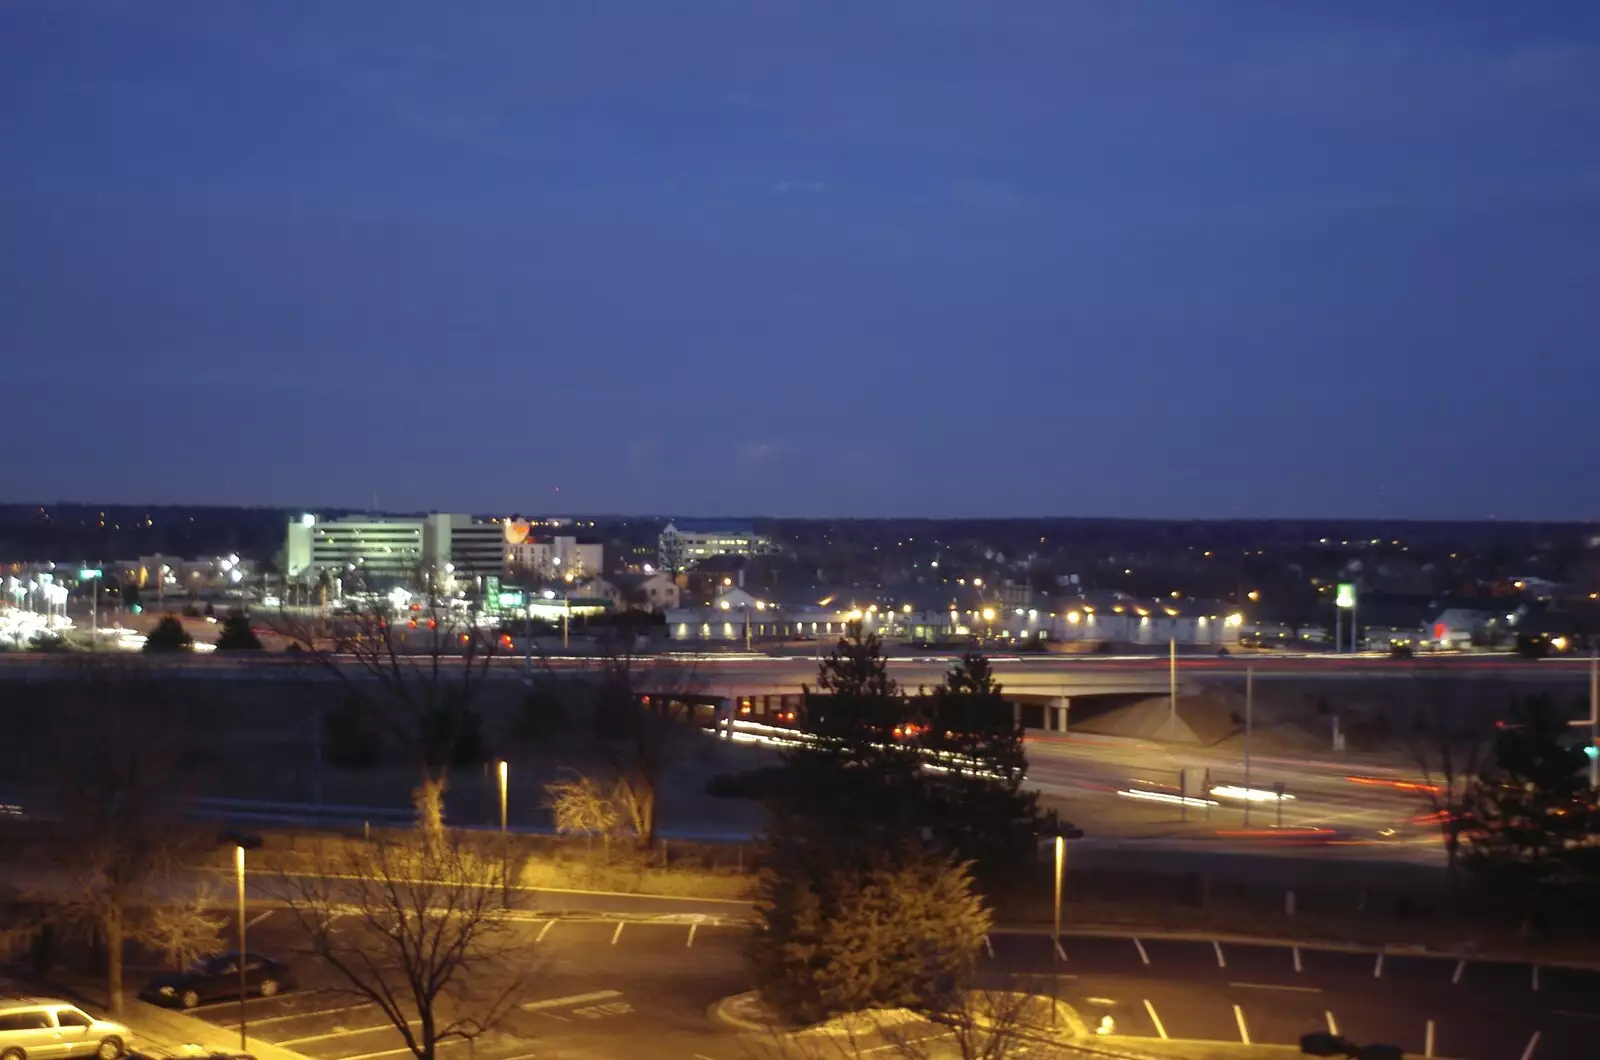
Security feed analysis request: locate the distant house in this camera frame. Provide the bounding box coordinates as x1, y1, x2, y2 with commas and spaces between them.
591, 571, 681, 612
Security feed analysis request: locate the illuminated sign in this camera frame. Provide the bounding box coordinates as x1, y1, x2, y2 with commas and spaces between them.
497, 591, 524, 608
1335, 583, 1357, 609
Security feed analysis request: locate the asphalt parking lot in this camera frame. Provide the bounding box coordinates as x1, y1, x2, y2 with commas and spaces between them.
982, 930, 1600, 1059
185, 918, 750, 1060
185, 917, 1600, 1060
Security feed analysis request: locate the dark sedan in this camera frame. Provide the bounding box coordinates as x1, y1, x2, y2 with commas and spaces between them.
139, 952, 296, 1009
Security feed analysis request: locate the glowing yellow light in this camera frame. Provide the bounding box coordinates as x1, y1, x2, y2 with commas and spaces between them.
1067, 611, 1081, 624
718, 600, 730, 611
982, 608, 996, 621
1247, 590, 1260, 602
902, 603, 912, 613
1226, 612, 1244, 626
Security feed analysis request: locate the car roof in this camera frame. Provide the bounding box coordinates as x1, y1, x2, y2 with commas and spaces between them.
0, 998, 79, 1010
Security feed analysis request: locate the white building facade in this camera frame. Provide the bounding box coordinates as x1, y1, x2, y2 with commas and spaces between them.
659, 520, 776, 572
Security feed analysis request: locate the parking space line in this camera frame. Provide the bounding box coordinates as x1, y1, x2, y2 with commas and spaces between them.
1452, 959, 1465, 985
1233, 1004, 1250, 1045
1229, 982, 1320, 993
342, 1041, 467, 1060
521, 990, 622, 1011
1053, 938, 1067, 961
252, 1002, 377, 1025
687, 923, 697, 948
1132, 938, 1149, 965
1519, 1030, 1540, 1060
1553, 1010, 1600, 1021
1374, 952, 1384, 979
1425, 1019, 1436, 1057
536, 920, 556, 943
281, 1020, 417, 1046
1532, 964, 1541, 991
1212, 941, 1226, 968
1293, 946, 1302, 973
983, 934, 993, 958
611, 922, 625, 945
1325, 1011, 1339, 1036
1142, 999, 1166, 1040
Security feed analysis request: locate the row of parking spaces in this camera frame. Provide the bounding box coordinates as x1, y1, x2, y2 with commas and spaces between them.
1016, 977, 1581, 1060
982, 933, 1600, 1003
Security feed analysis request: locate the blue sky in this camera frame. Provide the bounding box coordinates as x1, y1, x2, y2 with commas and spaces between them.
3, 1, 1598, 518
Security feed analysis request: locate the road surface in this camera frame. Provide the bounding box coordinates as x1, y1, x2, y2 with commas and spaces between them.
175, 915, 1597, 1060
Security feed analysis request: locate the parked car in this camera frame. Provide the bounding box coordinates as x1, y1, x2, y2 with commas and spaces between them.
0, 998, 131, 1060
139, 952, 295, 1010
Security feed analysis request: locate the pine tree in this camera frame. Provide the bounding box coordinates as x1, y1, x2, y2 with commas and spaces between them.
919, 652, 1045, 872
141, 615, 193, 653
1463, 694, 1599, 931
213, 613, 263, 651
747, 829, 990, 1026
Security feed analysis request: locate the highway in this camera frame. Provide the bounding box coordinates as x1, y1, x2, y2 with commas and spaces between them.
175, 913, 1596, 1059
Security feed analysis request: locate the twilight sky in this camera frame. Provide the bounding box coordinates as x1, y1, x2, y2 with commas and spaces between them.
3, 1, 1599, 520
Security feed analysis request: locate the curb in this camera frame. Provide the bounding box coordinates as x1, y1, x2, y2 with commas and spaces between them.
987, 924, 1600, 972
707, 992, 775, 1034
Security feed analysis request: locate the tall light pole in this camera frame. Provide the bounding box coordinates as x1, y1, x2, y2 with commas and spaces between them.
235, 843, 247, 1053
1168, 639, 1178, 739
1243, 667, 1254, 826
497, 759, 509, 903
79, 569, 102, 648
1052, 833, 1065, 1026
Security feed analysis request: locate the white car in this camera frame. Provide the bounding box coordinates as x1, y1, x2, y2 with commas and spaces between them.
0, 999, 131, 1060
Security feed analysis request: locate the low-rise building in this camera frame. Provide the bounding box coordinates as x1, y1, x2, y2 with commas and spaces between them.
659, 520, 776, 572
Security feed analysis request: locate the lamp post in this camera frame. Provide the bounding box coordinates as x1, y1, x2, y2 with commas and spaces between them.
1052, 832, 1064, 1025
235, 843, 247, 1052
497, 760, 509, 903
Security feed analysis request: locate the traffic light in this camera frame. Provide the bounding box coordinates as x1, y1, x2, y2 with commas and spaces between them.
1585, 744, 1598, 761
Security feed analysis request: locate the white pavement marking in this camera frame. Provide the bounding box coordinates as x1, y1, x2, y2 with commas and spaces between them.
1532, 964, 1541, 991
1213, 941, 1227, 968
521, 990, 623, 1012
1520, 1030, 1541, 1060
1233, 1004, 1250, 1045
1374, 952, 1385, 979
252, 1002, 376, 1025
1552, 1010, 1600, 1021
246, 910, 275, 928
983, 934, 994, 958
536, 920, 556, 943
687, 923, 697, 948
1133, 938, 1150, 965
1142, 999, 1167, 1040
1053, 938, 1067, 961
1425, 1019, 1436, 1057
694, 1055, 720, 1060
1325, 1011, 1340, 1036
611, 921, 626, 945
1452, 959, 1465, 985
1293, 946, 1302, 973
1229, 982, 1321, 993
342, 1042, 467, 1060
280, 1020, 417, 1046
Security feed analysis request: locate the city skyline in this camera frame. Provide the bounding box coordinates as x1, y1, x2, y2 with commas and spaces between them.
4, 1, 1599, 520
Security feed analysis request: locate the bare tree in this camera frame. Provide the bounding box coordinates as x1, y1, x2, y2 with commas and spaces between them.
545, 772, 624, 849
745, 989, 1059, 1060
1400, 677, 1498, 888
584, 644, 705, 847
275, 588, 501, 846
30, 659, 213, 1014
270, 828, 528, 1060
144, 881, 227, 971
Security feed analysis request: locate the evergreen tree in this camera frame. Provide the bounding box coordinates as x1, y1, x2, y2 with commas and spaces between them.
747, 830, 990, 1026
213, 613, 263, 651
1463, 694, 1599, 930
919, 653, 1045, 872
142, 615, 193, 653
